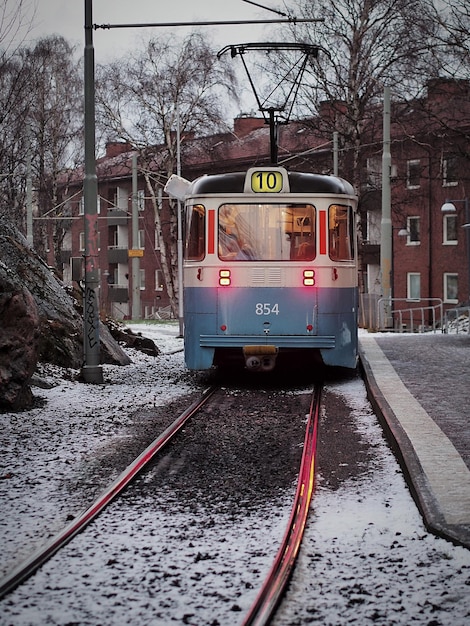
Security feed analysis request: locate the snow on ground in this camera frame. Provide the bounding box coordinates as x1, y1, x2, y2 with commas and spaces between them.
0, 323, 192, 577
1, 323, 469, 625
275, 376, 470, 625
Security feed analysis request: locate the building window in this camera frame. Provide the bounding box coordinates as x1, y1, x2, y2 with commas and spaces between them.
139, 269, 145, 291
444, 273, 458, 303
155, 269, 163, 291
406, 216, 420, 245
443, 155, 458, 187
138, 229, 145, 249
366, 156, 382, 189
407, 272, 421, 300
155, 227, 161, 251
365, 210, 381, 245
79, 231, 85, 251
63, 231, 72, 252
443, 214, 458, 244
80, 196, 101, 214
406, 160, 420, 189
112, 186, 128, 210
137, 189, 145, 211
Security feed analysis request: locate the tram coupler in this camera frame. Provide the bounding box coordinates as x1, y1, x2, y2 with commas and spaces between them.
243, 345, 278, 372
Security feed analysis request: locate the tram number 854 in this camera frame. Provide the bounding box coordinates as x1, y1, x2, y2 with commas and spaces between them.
255, 303, 280, 315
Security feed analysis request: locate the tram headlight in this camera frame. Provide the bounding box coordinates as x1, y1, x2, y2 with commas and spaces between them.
219, 269, 231, 286
303, 269, 315, 286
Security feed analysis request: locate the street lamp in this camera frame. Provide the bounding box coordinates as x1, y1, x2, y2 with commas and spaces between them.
441, 199, 470, 303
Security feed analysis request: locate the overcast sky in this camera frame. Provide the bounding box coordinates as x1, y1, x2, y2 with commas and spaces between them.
16, 0, 288, 61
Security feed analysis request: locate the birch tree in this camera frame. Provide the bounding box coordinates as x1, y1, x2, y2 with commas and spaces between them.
283, 0, 438, 187
96, 31, 238, 315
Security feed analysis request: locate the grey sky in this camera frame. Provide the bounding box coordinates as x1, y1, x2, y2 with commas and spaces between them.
19, 0, 282, 60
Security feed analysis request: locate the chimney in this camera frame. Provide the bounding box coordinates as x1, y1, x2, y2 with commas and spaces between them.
234, 116, 266, 137
426, 77, 470, 103
318, 100, 347, 123
105, 141, 132, 158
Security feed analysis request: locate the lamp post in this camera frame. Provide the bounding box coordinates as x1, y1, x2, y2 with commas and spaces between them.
441, 199, 470, 303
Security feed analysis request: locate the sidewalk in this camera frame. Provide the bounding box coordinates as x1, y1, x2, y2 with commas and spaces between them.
359, 333, 470, 549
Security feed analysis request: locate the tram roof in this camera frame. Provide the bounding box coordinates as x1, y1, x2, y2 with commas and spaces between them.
188, 171, 355, 196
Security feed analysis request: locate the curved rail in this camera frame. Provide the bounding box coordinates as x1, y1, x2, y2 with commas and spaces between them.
241, 384, 322, 626
0, 386, 218, 600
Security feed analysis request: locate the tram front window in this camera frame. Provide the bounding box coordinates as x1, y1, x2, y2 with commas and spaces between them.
218, 203, 316, 261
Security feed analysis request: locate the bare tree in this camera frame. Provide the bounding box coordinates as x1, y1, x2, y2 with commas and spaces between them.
0, 0, 35, 67
0, 53, 33, 227
280, 0, 439, 188
423, 0, 470, 79
23, 36, 83, 267
96, 32, 238, 315
0, 34, 83, 275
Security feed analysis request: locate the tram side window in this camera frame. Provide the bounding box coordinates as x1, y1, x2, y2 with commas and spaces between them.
329, 205, 355, 261
186, 204, 205, 261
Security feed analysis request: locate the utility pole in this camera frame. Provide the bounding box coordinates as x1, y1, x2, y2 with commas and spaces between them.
82, 0, 103, 383
176, 104, 184, 337
380, 86, 392, 326
333, 131, 338, 176
131, 153, 141, 320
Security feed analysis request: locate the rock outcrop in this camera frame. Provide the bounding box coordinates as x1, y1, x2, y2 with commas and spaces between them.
0, 268, 40, 410
0, 218, 132, 410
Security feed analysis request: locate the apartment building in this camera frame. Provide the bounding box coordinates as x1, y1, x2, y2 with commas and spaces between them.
56, 78, 470, 324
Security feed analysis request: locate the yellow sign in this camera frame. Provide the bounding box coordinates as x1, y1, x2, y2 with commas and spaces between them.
128, 249, 144, 258
251, 170, 283, 193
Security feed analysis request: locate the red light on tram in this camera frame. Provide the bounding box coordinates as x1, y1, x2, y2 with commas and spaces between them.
220, 324, 227, 331
303, 269, 315, 286
306, 324, 313, 331
219, 269, 231, 286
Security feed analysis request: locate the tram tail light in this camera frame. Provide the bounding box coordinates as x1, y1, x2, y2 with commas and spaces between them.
303, 269, 315, 286
219, 269, 231, 286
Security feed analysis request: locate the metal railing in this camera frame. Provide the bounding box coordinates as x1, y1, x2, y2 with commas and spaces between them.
376, 298, 444, 333
444, 306, 470, 334
144, 304, 174, 320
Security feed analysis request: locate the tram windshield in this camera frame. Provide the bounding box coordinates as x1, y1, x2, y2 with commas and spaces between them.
218, 203, 316, 261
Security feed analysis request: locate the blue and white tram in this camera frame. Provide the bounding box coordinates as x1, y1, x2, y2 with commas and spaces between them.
167, 166, 358, 372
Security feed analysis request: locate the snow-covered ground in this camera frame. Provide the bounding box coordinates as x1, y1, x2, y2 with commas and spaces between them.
1, 323, 469, 625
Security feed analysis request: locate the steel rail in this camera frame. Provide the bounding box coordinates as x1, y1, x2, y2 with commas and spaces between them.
241, 384, 322, 626
0, 386, 218, 600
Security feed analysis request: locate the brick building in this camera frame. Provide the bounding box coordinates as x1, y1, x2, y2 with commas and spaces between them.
360, 78, 470, 328
55, 78, 470, 325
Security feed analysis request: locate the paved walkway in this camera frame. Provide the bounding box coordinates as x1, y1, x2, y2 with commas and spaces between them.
359, 332, 470, 549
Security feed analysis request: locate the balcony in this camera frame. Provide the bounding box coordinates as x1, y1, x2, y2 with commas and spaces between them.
107, 246, 129, 264
108, 284, 129, 302
360, 242, 380, 264
107, 210, 128, 226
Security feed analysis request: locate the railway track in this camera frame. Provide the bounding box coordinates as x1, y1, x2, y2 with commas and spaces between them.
0, 386, 218, 599
242, 384, 322, 626
0, 382, 322, 624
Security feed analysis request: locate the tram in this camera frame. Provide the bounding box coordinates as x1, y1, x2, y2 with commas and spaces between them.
165, 166, 358, 372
